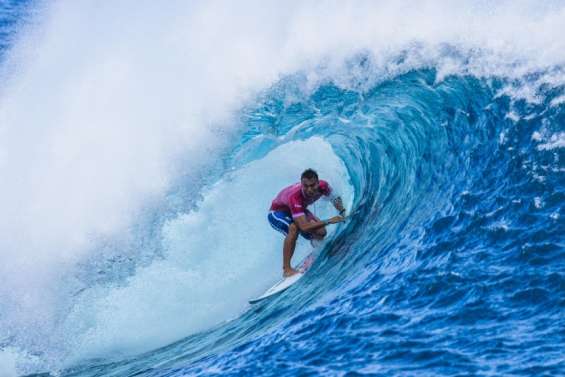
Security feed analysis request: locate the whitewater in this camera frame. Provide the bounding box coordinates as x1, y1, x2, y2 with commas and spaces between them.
0, 1, 563, 376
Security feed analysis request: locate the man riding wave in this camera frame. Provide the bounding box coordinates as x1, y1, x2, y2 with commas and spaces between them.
268, 169, 346, 277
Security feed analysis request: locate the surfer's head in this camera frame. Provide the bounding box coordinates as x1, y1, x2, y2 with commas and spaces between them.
301, 169, 319, 198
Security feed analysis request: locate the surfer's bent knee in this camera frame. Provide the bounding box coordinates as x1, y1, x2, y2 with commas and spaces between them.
288, 223, 299, 236
313, 232, 326, 240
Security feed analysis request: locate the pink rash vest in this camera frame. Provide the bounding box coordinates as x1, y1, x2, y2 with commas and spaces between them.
269, 180, 333, 219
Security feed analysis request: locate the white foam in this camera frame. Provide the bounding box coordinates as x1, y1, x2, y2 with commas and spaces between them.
505, 112, 520, 122
63, 137, 352, 362
0, 348, 19, 377
532, 131, 543, 141
537, 132, 565, 151
550, 95, 565, 107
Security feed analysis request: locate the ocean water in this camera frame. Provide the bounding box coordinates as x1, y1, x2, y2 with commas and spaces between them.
0, 1, 564, 376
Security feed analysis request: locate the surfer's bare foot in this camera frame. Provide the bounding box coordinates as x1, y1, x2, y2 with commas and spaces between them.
283, 267, 299, 277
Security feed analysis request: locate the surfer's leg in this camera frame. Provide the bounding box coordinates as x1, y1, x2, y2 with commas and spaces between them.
283, 223, 300, 277
311, 226, 327, 240
305, 210, 327, 240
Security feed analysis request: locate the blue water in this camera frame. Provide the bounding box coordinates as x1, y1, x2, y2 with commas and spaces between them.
1, 2, 564, 377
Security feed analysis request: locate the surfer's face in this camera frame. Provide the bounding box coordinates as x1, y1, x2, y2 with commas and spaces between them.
301, 177, 319, 198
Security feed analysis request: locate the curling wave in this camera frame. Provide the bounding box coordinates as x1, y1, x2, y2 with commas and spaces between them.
0, 1, 564, 376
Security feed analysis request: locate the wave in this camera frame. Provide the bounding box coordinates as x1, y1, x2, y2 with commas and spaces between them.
0, 1, 564, 375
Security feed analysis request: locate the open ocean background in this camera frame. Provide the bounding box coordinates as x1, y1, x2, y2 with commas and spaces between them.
0, 1, 564, 376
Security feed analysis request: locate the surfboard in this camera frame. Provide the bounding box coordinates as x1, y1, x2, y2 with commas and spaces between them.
249, 208, 359, 304
249, 253, 315, 304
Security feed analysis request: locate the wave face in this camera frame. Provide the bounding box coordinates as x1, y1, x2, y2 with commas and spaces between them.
1, 1, 564, 376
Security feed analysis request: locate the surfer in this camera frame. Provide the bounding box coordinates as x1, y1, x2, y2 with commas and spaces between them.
268, 169, 346, 277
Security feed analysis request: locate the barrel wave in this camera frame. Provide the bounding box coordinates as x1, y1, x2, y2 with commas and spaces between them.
0, 1, 564, 376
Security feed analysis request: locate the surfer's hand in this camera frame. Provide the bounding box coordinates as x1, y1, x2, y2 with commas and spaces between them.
328, 215, 345, 224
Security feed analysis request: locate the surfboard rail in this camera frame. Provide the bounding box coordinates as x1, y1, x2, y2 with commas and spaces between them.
249, 253, 314, 304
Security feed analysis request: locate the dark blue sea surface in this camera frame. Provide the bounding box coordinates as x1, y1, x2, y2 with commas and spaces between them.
0, 0, 30, 58
1, 2, 564, 377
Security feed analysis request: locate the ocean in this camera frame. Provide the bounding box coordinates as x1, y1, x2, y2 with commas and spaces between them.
0, 1, 563, 376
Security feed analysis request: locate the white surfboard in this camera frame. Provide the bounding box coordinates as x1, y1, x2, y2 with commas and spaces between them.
248, 209, 359, 305
249, 253, 315, 304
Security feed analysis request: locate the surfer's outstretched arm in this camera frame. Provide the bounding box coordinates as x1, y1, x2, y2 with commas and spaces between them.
294, 214, 344, 233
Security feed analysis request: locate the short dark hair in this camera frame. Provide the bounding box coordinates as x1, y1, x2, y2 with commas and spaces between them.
301, 169, 318, 180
